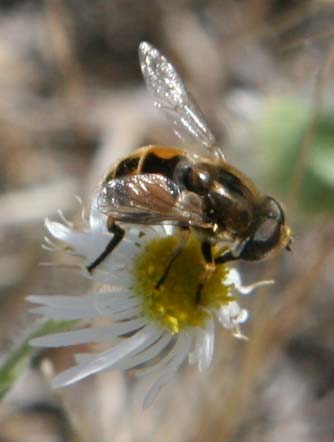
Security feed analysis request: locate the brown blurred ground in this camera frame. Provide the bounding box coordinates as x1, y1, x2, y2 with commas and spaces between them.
0, 1, 334, 441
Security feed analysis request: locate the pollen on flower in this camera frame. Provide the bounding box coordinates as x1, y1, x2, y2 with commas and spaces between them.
132, 235, 232, 334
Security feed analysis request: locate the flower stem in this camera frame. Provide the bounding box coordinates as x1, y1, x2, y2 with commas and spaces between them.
0, 319, 76, 400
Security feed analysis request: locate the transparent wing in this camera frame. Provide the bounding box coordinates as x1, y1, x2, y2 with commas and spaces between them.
139, 41, 225, 160
98, 174, 204, 227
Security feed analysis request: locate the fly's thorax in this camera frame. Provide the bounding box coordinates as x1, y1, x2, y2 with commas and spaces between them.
175, 159, 258, 236
204, 187, 254, 236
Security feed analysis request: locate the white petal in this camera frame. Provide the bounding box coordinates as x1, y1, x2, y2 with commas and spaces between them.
32, 302, 141, 321
45, 219, 87, 256
99, 259, 127, 273
51, 323, 161, 388
106, 305, 142, 320
217, 301, 249, 339
74, 353, 98, 365
28, 293, 97, 309
87, 268, 133, 287
89, 201, 107, 233
28, 292, 142, 320
90, 260, 126, 273
45, 219, 73, 243
28, 291, 134, 309
74, 330, 170, 371
111, 240, 137, 258
218, 301, 249, 329
223, 268, 241, 286
143, 371, 175, 409
94, 292, 139, 314
46, 214, 122, 265
225, 269, 274, 295
95, 303, 143, 320
30, 317, 147, 347
189, 316, 215, 372
137, 331, 193, 378
116, 332, 172, 370
27, 293, 119, 320
29, 305, 98, 320
143, 332, 193, 408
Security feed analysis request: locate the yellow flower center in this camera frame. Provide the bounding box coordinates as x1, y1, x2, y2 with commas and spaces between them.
132, 235, 233, 334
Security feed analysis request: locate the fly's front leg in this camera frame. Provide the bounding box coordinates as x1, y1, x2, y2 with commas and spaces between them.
155, 227, 190, 289
86, 219, 125, 273
215, 237, 250, 264
196, 240, 216, 304
214, 250, 237, 265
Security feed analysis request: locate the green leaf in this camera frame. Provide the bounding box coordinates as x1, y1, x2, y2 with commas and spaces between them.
257, 98, 334, 214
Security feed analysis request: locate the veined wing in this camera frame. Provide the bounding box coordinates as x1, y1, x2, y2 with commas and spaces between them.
139, 41, 225, 161
98, 174, 204, 227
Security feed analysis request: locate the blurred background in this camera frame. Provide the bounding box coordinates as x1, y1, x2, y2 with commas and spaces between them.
0, 0, 334, 441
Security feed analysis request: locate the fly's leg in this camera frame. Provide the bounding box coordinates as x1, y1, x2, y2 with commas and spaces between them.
215, 237, 250, 264
196, 240, 216, 304
86, 220, 125, 273
198, 247, 239, 300
196, 246, 238, 301
214, 249, 238, 265
155, 228, 190, 289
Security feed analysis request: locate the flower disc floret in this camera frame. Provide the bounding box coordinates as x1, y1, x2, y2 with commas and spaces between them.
133, 236, 231, 334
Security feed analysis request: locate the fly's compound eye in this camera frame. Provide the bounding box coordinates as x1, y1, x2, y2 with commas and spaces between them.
253, 218, 281, 247
241, 218, 281, 261
265, 197, 285, 224
176, 163, 212, 194
241, 197, 288, 260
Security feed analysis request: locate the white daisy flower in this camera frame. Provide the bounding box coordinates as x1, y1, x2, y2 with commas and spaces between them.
28, 201, 272, 408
